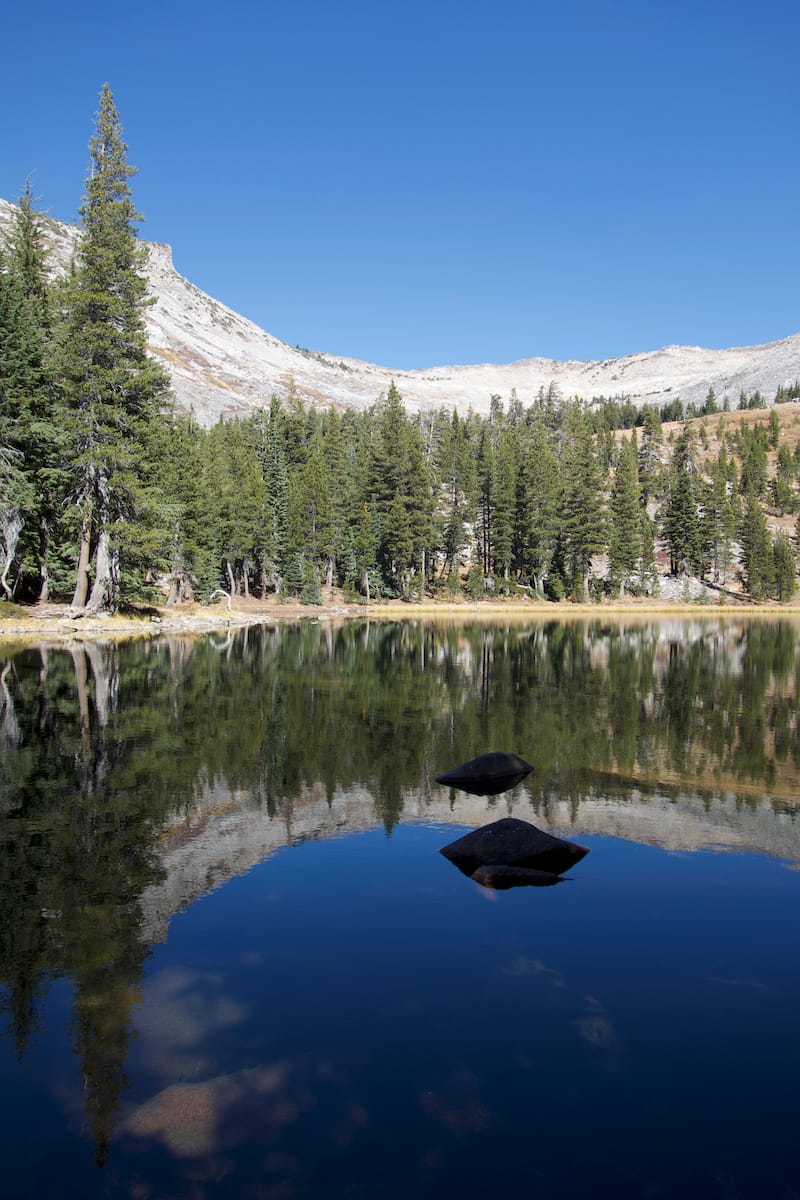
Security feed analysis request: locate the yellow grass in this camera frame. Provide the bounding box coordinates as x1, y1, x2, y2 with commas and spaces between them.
3, 595, 800, 649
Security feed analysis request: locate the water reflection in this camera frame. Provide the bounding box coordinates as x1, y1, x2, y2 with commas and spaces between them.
1, 617, 800, 1180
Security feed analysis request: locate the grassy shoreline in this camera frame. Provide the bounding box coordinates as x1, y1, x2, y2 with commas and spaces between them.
3, 594, 800, 647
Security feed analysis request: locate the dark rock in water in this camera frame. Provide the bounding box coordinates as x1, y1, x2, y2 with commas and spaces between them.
440, 817, 589, 877
435, 751, 533, 797
470, 864, 564, 889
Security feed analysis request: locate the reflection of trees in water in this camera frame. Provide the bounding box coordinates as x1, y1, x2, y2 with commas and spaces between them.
2, 618, 800, 1159
0, 642, 170, 1163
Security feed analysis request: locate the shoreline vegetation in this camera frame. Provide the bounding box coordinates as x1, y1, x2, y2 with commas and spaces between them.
3, 593, 800, 647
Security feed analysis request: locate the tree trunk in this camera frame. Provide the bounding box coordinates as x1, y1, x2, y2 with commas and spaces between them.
71, 504, 93, 610
38, 517, 50, 602
0, 507, 23, 601
226, 558, 236, 597
86, 528, 113, 613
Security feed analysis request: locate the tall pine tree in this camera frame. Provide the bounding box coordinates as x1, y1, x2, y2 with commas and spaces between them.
59, 85, 170, 612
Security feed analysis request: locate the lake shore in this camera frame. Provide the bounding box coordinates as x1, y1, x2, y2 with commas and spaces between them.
3, 592, 800, 646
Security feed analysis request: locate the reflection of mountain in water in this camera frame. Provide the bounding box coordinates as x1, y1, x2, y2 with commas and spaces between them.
3, 617, 800, 1164
140, 774, 800, 943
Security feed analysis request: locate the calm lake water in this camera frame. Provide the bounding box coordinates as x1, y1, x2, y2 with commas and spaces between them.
2, 617, 800, 1199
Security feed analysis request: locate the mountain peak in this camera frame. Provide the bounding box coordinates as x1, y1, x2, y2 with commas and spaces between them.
1, 198, 797, 426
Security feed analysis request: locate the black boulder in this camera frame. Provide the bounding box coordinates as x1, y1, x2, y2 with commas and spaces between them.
434, 752, 533, 797
440, 817, 589, 878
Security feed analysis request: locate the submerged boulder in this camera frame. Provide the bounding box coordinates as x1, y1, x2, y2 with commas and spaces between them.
435, 751, 533, 797
440, 817, 589, 886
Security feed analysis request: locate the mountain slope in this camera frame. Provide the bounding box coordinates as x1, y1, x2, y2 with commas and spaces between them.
2, 197, 798, 426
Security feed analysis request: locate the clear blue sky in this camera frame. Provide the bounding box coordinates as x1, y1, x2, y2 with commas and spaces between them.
2, 0, 798, 369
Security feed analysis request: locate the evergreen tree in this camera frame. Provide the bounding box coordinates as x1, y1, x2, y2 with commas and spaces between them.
740, 488, 775, 599
662, 428, 702, 576
0, 187, 66, 599
772, 532, 796, 601
608, 435, 641, 594
702, 446, 736, 584
772, 443, 796, 514
490, 425, 517, 581
518, 417, 558, 594
739, 424, 769, 498
58, 84, 170, 612
639, 511, 659, 595
152, 411, 217, 601
253, 398, 290, 594
367, 383, 433, 596
0, 254, 31, 599
637, 406, 663, 505
559, 404, 607, 599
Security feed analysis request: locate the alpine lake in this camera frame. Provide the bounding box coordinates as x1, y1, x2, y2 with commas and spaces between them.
2, 615, 800, 1200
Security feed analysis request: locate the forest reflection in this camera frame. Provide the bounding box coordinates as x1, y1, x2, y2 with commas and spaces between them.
2, 616, 800, 1164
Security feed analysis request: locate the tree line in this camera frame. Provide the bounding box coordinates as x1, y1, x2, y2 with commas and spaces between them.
2, 87, 799, 610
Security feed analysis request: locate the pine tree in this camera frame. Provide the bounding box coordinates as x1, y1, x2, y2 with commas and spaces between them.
772, 533, 796, 601
637, 406, 663, 506
151, 411, 217, 601
367, 383, 433, 596
490, 425, 516, 581
0, 248, 32, 599
772, 443, 796, 515
662, 429, 702, 576
740, 488, 774, 599
608, 436, 641, 594
702, 446, 736, 584
518, 417, 558, 594
255, 397, 289, 594
0, 187, 70, 600
59, 84, 170, 612
559, 404, 607, 599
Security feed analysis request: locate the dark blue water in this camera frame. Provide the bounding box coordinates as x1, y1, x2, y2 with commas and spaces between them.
3, 827, 799, 1199
2, 619, 800, 1198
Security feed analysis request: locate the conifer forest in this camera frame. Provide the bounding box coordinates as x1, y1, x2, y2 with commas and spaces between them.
2, 86, 800, 612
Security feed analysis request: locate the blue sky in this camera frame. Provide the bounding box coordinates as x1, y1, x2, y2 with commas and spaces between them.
2, 0, 798, 369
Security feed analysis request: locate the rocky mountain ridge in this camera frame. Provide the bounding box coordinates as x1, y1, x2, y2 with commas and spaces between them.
2, 196, 798, 427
